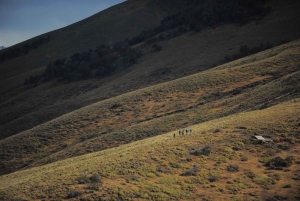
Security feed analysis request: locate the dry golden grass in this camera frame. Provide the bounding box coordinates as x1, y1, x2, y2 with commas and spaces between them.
0, 98, 299, 200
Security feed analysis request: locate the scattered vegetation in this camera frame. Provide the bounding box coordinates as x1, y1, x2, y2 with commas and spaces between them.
68, 190, 80, 198
190, 146, 212, 156
227, 164, 239, 172
0, 35, 50, 63
29, 0, 272, 83
223, 42, 273, 63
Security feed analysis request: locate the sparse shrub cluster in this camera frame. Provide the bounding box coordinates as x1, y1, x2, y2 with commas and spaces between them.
76, 174, 102, 185
24, 75, 43, 87
190, 146, 212, 156
266, 156, 294, 169
180, 164, 200, 176
245, 171, 256, 179
43, 40, 145, 81
208, 176, 218, 182
45, 45, 118, 81
68, 189, 80, 198
266, 195, 288, 201
27, 0, 271, 83
181, 169, 197, 176
223, 42, 273, 63
0, 35, 50, 63
129, 0, 271, 46
227, 164, 239, 172
233, 142, 245, 151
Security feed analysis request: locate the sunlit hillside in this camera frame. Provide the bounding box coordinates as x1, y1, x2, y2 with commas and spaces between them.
0, 98, 299, 200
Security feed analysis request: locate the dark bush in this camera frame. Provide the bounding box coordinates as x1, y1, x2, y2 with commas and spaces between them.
110, 103, 122, 109
266, 156, 294, 168
189, 149, 202, 156
190, 146, 212, 156
208, 176, 218, 182
266, 195, 288, 201
90, 174, 102, 183
202, 146, 212, 156
0, 35, 50, 63
181, 169, 197, 176
227, 164, 239, 172
68, 190, 80, 198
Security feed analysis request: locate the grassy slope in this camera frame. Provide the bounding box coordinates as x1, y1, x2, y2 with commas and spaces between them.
1, 0, 300, 141
0, 98, 299, 200
0, 39, 299, 176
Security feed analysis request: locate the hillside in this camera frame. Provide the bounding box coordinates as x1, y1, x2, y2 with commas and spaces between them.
0, 97, 299, 200
0, 1, 300, 200
0, 38, 299, 176
1, 0, 300, 142
0, 0, 187, 84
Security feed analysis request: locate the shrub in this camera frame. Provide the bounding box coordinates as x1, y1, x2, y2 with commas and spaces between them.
170, 162, 181, 168
202, 146, 212, 156
88, 182, 101, 190
208, 176, 218, 182
245, 171, 256, 179
181, 169, 197, 176
110, 103, 122, 109
283, 184, 291, 188
266, 195, 288, 201
190, 146, 212, 156
90, 174, 102, 183
241, 156, 248, 161
76, 175, 90, 184
233, 142, 245, 151
227, 164, 239, 172
68, 190, 80, 198
266, 156, 294, 169
253, 176, 276, 187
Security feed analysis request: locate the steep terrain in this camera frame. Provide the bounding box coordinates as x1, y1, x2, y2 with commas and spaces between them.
1, 0, 300, 141
0, 38, 299, 176
0, 0, 300, 200
0, 0, 187, 85
0, 97, 299, 200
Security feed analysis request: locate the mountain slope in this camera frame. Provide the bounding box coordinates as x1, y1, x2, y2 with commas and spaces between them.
0, 0, 187, 84
1, 0, 300, 143
0, 39, 299, 176
0, 97, 299, 200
